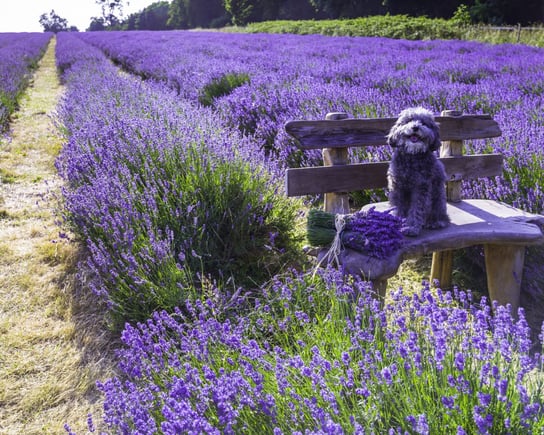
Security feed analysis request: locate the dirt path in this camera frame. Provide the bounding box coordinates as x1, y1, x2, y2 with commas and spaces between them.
0, 37, 114, 434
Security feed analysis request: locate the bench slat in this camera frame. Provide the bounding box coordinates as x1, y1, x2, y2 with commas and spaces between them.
285, 114, 502, 150
286, 154, 503, 196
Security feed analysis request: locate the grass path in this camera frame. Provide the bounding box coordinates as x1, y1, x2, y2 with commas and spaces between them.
0, 37, 115, 434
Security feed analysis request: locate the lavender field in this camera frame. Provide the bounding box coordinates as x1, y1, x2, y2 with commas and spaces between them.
76, 30, 544, 212
54, 31, 544, 433
0, 32, 51, 130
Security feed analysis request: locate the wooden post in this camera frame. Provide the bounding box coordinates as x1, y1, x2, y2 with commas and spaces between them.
372, 279, 388, 303
323, 112, 350, 215
484, 244, 524, 314
430, 109, 463, 289
440, 109, 464, 203
322, 113, 387, 297
430, 250, 453, 288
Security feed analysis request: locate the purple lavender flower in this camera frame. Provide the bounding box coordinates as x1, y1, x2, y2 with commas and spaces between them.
406, 414, 430, 435
473, 405, 493, 434
496, 378, 508, 401
454, 352, 465, 371
477, 392, 492, 408
342, 208, 404, 259
441, 395, 455, 409
0, 32, 51, 131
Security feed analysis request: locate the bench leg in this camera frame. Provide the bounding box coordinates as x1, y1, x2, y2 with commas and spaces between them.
372, 278, 388, 300
430, 250, 453, 289
484, 244, 525, 315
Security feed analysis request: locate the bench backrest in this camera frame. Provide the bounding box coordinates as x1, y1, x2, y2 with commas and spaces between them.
285, 109, 503, 214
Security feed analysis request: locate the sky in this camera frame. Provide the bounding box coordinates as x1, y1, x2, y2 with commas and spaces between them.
1, 0, 157, 33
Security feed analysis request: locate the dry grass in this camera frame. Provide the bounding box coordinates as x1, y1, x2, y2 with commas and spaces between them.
0, 37, 117, 434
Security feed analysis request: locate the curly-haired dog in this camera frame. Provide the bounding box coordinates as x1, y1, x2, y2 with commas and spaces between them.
387, 107, 450, 236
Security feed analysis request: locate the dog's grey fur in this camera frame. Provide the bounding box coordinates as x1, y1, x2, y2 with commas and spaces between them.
387, 107, 450, 236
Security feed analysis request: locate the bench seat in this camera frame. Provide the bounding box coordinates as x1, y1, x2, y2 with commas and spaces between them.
364, 199, 544, 258
334, 199, 543, 310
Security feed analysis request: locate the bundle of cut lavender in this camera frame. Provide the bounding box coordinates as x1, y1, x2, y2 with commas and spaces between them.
307, 207, 404, 259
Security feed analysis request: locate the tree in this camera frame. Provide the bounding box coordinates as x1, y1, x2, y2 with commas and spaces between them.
277, 0, 318, 20
88, 16, 106, 31
39, 9, 69, 33
167, 0, 189, 28
96, 0, 124, 27
190, 0, 227, 27
309, 0, 384, 18
223, 0, 255, 25
135, 1, 171, 30
168, 0, 227, 29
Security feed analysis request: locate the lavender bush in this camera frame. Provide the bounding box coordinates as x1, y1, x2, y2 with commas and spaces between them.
85, 268, 544, 434
0, 32, 51, 130
55, 33, 303, 325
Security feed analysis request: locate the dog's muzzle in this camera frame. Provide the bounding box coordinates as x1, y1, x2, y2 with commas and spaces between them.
401, 133, 427, 154
398, 122, 433, 154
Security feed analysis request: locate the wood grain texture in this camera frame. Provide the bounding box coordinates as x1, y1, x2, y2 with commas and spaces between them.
440, 110, 465, 202
321, 114, 350, 214
430, 250, 453, 288
285, 114, 502, 150
363, 199, 544, 257
484, 244, 525, 313
286, 154, 503, 196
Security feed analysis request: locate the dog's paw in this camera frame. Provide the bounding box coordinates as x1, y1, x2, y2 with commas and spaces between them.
426, 219, 450, 230
401, 225, 420, 237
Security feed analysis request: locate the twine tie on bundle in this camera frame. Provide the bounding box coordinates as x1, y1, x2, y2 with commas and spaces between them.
314, 213, 346, 275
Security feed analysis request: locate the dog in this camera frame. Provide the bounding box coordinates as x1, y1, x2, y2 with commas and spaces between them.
386, 107, 450, 236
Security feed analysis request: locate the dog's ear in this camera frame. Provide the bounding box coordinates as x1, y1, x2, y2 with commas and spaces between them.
386, 125, 400, 147
429, 122, 441, 152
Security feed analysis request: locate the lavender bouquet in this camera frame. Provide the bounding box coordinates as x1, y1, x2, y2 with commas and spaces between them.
307, 207, 404, 259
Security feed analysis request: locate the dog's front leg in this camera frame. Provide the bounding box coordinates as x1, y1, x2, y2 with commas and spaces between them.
403, 183, 431, 236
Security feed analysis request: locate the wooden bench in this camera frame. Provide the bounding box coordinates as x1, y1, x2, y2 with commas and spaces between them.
285, 110, 544, 311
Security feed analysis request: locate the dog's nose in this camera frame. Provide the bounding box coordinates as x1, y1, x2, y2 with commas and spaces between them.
412, 125, 419, 132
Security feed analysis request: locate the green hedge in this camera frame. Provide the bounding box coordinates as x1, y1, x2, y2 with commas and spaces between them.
235, 15, 544, 47
243, 15, 463, 40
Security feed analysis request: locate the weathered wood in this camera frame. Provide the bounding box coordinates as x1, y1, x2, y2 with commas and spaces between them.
322, 112, 350, 214
440, 110, 464, 203
287, 161, 389, 196
286, 154, 503, 197
285, 114, 502, 150
484, 244, 525, 314
430, 250, 453, 288
364, 199, 544, 257
372, 279, 388, 301
431, 111, 463, 286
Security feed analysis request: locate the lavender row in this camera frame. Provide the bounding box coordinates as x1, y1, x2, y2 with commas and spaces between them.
83, 269, 544, 434
75, 30, 544, 213
54, 32, 301, 325
54, 31, 106, 79
0, 32, 52, 130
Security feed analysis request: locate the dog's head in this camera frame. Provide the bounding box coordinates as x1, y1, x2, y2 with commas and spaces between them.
386, 107, 441, 154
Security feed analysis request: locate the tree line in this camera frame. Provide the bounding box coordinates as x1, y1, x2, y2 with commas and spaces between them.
111, 0, 544, 31
40, 0, 543, 33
